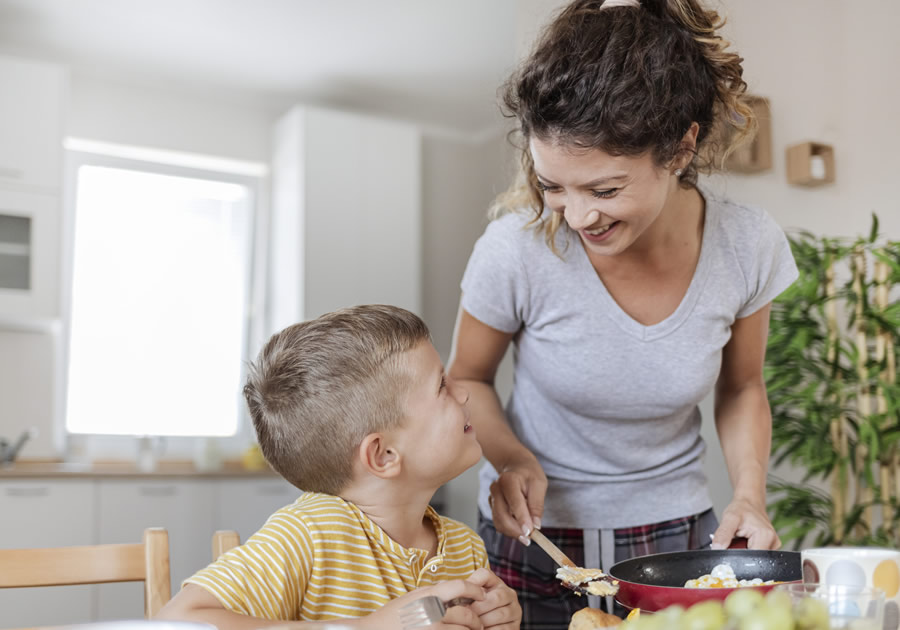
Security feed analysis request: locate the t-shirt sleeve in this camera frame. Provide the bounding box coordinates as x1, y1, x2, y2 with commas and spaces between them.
460, 217, 529, 333
469, 528, 489, 570
184, 511, 311, 619
737, 211, 799, 318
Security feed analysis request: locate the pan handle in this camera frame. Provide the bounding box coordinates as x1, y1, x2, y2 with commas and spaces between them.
727, 537, 749, 549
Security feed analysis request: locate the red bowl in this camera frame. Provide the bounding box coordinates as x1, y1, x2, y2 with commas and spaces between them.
609, 549, 802, 612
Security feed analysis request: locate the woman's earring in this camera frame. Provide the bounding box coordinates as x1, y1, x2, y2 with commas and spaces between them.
674, 168, 684, 177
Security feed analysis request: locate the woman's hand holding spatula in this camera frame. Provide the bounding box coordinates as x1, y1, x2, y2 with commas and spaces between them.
529, 529, 619, 597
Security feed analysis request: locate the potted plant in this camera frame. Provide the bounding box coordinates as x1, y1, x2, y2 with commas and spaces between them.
766, 215, 900, 548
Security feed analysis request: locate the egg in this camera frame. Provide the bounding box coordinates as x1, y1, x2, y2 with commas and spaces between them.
683, 563, 780, 588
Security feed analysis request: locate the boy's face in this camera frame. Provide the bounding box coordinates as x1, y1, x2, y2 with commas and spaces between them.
393, 340, 482, 486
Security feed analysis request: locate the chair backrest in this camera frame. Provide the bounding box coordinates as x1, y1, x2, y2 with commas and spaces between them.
0, 527, 171, 619
212, 529, 240, 560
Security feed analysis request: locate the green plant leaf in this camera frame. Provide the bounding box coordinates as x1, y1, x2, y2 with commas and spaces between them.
869, 213, 880, 243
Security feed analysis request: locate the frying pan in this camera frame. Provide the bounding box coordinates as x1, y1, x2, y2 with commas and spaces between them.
608, 546, 802, 612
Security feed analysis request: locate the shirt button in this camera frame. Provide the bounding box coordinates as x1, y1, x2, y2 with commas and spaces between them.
430, 564, 438, 573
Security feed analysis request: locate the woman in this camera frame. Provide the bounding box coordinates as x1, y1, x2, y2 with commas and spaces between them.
447, 0, 798, 626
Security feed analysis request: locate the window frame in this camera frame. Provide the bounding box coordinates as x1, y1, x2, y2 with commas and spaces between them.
59, 144, 269, 460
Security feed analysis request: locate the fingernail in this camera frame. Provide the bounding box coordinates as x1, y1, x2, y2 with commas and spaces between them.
521, 524, 532, 537
533, 517, 542, 530
710, 542, 725, 550
518, 535, 531, 546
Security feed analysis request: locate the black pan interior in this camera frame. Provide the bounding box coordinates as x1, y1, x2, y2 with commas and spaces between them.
609, 550, 801, 587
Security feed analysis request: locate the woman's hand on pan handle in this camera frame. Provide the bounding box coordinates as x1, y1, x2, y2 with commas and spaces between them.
489, 453, 548, 544
711, 496, 781, 550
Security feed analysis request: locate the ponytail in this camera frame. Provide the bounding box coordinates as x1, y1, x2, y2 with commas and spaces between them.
647, 0, 755, 168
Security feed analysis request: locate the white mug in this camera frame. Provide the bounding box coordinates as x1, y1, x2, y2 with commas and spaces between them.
802, 546, 900, 630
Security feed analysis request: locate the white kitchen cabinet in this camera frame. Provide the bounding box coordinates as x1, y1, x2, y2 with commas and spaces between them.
0, 474, 296, 624
0, 189, 62, 320
0, 55, 67, 193
95, 479, 214, 620
269, 106, 422, 329
0, 480, 95, 628
213, 477, 300, 543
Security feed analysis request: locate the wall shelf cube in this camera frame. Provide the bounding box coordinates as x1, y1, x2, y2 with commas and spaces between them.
786, 141, 835, 186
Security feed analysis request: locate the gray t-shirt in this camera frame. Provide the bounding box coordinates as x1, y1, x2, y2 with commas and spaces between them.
460, 193, 799, 529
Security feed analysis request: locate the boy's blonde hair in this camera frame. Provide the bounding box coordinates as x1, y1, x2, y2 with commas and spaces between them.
244, 304, 430, 495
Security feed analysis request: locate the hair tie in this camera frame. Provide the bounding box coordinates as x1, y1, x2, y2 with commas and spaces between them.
601, 0, 641, 9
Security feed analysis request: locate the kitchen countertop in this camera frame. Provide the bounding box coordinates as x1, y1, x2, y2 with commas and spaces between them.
0, 460, 280, 479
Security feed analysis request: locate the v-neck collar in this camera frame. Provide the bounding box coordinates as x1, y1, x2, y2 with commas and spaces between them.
574, 193, 717, 341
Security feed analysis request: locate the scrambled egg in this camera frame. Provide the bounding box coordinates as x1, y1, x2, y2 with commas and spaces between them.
683, 563, 779, 588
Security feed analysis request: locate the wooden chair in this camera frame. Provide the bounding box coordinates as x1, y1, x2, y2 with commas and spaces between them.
212, 529, 240, 560
0, 527, 171, 620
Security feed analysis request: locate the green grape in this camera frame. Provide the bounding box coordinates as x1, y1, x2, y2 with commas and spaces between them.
658, 604, 686, 621
738, 602, 793, 630
620, 612, 668, 630
763, 588, 794, 616
621, 605, 686, 630
724, 588, 764, 619
682, 600, 727, 630
794, 597, 830, 630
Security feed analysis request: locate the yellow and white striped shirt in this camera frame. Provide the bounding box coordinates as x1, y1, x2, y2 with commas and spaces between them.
186, 492, 488, 622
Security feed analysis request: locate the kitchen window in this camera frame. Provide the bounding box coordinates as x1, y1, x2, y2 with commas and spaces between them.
63, 143, 266, 451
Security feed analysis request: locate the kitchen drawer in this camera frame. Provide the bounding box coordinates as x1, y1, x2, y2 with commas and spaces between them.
0, 480, 95, 628
95, 479, 214, 620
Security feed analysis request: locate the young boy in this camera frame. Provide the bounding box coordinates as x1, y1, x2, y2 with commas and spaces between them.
157, 305, 521, 630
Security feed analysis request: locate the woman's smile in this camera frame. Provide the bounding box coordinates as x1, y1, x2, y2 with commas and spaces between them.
582, 221, 620, 243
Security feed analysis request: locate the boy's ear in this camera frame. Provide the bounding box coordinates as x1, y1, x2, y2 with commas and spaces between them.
358, 433, 402, 479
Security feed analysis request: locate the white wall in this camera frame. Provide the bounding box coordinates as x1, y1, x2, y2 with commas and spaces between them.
68, 74, 273, 163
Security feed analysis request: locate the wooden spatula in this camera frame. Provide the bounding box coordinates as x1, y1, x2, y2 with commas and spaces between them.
530, 529, 619, 596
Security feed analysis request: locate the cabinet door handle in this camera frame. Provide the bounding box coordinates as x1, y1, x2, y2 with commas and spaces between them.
0, 166, 24, 181
5, 487, 50, 497
138, 486, 177, 497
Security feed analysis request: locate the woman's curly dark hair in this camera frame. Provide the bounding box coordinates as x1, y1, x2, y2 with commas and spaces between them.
493, 0, 754, 247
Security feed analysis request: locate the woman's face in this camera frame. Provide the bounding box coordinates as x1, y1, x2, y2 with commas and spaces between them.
529, 136, 678, 257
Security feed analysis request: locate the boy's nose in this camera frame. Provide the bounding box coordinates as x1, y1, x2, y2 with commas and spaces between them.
450, 380, 469, 405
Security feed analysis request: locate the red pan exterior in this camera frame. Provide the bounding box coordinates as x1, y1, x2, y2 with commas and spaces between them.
609, 549, 802, 612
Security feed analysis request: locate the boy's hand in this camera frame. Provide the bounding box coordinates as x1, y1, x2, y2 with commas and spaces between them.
466, 568, 522, 630
357, 578, 487, 630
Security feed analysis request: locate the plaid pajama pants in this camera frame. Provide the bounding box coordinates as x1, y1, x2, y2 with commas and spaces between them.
477, 508, 718, 630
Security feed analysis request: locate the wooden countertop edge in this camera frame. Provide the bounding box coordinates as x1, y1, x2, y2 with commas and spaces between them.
0, 459, 280, 479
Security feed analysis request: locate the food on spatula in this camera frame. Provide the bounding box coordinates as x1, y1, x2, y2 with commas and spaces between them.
556, 566, 620, 596
568, 607, 622, 630
684, 562, 782, 588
